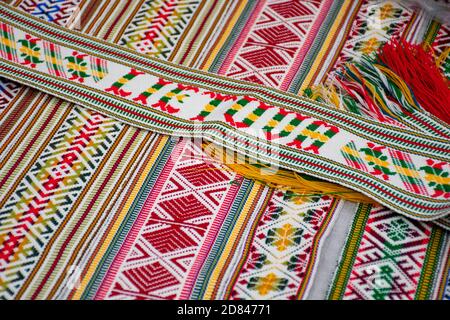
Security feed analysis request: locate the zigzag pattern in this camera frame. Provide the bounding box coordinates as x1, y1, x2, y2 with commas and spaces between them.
344, 206, 432, 300
107, 139, 235, 300
226, 0, 322, 87
119, 0, 201, 59
18, 0, 81, 26
0, 107, 122, 299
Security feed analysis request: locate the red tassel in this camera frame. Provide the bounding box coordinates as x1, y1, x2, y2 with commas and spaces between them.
377, 39, 450, 124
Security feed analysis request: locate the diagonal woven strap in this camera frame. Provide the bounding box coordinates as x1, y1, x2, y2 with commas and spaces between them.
0, 2, 448, 221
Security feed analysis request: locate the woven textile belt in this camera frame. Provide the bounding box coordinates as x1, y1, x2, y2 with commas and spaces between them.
0, 2, 449, 221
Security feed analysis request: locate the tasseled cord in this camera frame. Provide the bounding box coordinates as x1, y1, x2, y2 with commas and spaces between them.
377, 39, 450, 124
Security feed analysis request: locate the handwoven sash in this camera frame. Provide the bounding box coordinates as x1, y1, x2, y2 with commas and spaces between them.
0, 2, 448, 221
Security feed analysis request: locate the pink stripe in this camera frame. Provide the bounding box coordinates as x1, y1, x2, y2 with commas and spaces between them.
280, 0, 333, 91
217, 0, 267, 75
178, 180, 240, 299
94, 139, 182, 300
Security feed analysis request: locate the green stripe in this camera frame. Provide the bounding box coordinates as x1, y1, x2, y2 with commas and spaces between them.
328, 203, 371, 300
415, 227, 446, 300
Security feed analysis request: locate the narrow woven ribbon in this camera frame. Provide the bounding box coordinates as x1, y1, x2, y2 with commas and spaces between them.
0, 3, 449, 221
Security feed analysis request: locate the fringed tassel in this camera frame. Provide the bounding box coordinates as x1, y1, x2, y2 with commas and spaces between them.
226, 163, 377, 204
323, 39, 450, 137
377, 39, 450, 123
202, 141, 377, 204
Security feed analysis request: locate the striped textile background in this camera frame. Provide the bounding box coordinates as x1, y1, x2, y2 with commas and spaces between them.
0, 0, 449, 300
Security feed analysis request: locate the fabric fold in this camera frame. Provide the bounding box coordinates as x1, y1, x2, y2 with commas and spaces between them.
0, 2, 449, 221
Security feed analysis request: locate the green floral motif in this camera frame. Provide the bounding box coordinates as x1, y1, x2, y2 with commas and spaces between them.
65, 51, 90, 82
18, 34, 43, 68
380, 218, 419, 242
266, 224, 302, 251
360, 143, 396, 180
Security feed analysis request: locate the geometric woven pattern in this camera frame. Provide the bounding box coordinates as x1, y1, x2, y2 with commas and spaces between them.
343, 206, 432, 300
119, 0, 201, 59
104, 139, 236, 299
230, 192, 335, 300
0, 107, 122, 300
0, 77, 21, 111
0, 0, 82, 113
225, 0, 323, 87
0, 0, 449, 301
18, 0, 81, 26
0, 2, 448, 220
331, 1, 412, 74
432, 23, 450, 78
0, 0, 81, 114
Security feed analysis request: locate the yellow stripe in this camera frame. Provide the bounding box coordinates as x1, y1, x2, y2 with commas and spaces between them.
415, 227, 444, 300
247, 112, 259, 122
91, 70, 104, 78
229, 103, 242, 111
301, 128, 329, 143
328, 204, 371, 299
342, 145, 359, 158
46, 56, 61, 65
0, 36, 15, 48
283, 124, 295, 133
394, 165, 419, 178
117, 77, 128, 84
146, 87, 158, 94
72, 136, 168, 299
203, 186, 261, 299
299, 0, 352, 91
202, 0, 247, 70
425, 174, 450, 185
365, 155, 389, 168
67, 62, 88, 72
19, 46, 40, 58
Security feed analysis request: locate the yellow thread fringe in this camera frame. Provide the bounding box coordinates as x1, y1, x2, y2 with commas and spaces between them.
202, 142, 377, 204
